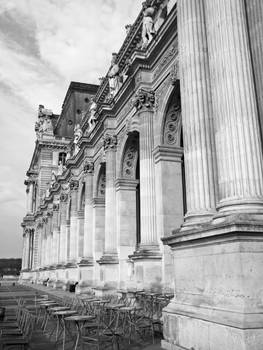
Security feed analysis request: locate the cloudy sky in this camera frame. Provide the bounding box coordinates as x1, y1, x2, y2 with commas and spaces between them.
0, 0, 142, 258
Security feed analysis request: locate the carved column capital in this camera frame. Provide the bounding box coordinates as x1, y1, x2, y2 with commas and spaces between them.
53, 203, 59, 211
133, 89, 155, 112
103, 134, 117, 151
60, 193, 68, 202
83, 161, 94, 174
70, 180, 79, 191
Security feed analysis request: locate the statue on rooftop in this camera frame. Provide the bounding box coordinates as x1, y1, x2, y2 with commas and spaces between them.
141, 1, 156, 49
88, 98, 98, 131
35, 104, 54, 138
108, 53, 121, 98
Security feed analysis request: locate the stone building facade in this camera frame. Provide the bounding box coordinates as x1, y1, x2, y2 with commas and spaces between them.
21, 0, 263, 349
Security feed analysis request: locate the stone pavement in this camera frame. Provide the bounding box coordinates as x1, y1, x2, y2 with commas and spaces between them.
0, 283, 163, 350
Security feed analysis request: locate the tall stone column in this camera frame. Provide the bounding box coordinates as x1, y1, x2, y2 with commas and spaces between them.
52, 204, 60, 266
76, 209, 84, 259
68, 180, 79, 265
80, 161, 94, 265
178, 0, 217, 225
133, 89, 159, 249
100, 134, 118, 261
59, 193, 68, 265
205, 0, 263, 215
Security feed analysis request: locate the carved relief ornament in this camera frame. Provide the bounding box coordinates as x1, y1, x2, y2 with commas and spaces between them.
103, 134, 118, 151
70, 180, 79, 191
60, 193, 68, 202
83, 161, 94, 174
133, 89, 155, 111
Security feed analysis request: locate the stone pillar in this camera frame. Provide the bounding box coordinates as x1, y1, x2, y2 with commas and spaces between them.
68, 180, 79, 266
162, 2, 263, 350
178, 0, 217, 225
52, 204, 60, 266
81, 161, 94, 264
76, 209, 84, 259
116, 179, 138, 289
205, 0, 263, 216
78, 162, 94, 290
100, 135, 118, 261
133, 89, 159, 249
97, 135, 119, 288
59, 193, 68, 266
92, 198, 105, 287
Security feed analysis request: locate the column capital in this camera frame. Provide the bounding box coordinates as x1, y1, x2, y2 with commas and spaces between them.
103, 133, 117, 151
133, 88, 155, 112
60, 193, 68, 202
70, 180, 79, 191
83, 160, 94, 174
53, 203, 59, 211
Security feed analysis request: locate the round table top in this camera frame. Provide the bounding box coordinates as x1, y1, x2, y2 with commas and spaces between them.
64, 315, 96, 322
53, 310, 78, 316
105, 303, 125, 309
49, 306, 70, 312
92, 300, 110, 304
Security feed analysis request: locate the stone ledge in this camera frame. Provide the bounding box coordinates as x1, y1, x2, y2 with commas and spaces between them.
96, 255, 119, 265
129, 248, 162, 261
163, 301, 263, 329
77, 258, 94, 266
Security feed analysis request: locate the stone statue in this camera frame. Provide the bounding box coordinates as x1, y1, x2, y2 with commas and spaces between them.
35, 104, 54, 137
57, 161, 64, 176
73, 124, 83, 144
51, 171, 57, 186
125, 24, 132, 35
88, 98, 97, 131
142, 1, 156, 49
108, 53, 121, 97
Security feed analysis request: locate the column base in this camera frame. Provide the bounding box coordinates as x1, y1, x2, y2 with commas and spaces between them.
96, 255, 119, 289
129, 248, 162, 291
162, 219, 263, 350
97, 254, 119, 265
78, 257, 94, 266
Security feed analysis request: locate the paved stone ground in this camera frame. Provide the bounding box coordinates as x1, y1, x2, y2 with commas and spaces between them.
0, 284, 163, 350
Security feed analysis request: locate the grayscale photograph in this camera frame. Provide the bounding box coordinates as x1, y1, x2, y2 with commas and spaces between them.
0, 0, 262, 349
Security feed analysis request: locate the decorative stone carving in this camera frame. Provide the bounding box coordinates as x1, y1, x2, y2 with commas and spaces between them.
133, 89, 155, 111
170, 60, 179, 85
98, 172, 106, 197
60, 193, 68, 202
73, 124, 83, 154
70, 180, 79, 191
108, 53, 122, 98
125, 24, 132, 35
83, 161, 94, 174
122, 137, 139, 179
87, 98, 97, 131
163, 105, 181, 146
47, 211, 53, 217
153, 44, 178, 79
35, 104, 54, 138
103, 134, 118, 151
53, 203, 59, 211
142, 1, 156, 49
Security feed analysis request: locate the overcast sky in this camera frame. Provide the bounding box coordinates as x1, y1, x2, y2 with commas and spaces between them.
0, 0, 142, 258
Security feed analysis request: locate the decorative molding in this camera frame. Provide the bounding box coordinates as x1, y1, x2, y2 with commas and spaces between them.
122, 136, 139, 179
97, 172, 106, 197
133, 89, 155, 111
53, 203, 59, 211
163, 104, 181, 146
170, 59, 179, 85
153, 43, 178, 79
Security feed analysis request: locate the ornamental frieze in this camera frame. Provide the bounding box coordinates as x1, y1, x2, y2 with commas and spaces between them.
153, 43, 178, 79
133, 89, 155, 111
103, 134, 118, 151
163, 104, 181, 146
